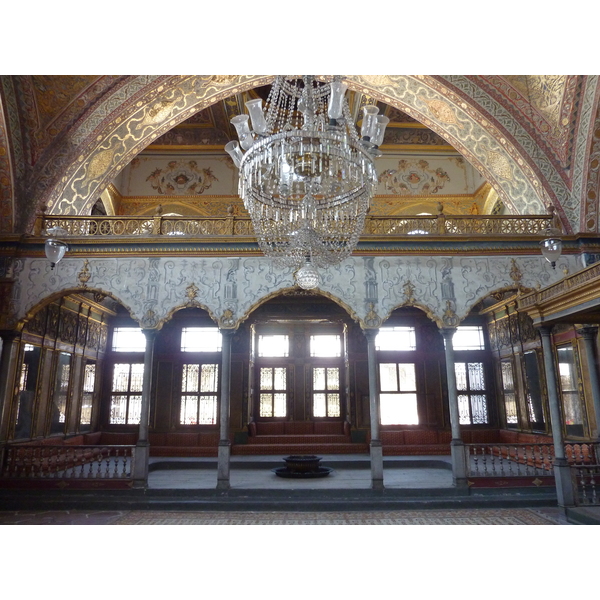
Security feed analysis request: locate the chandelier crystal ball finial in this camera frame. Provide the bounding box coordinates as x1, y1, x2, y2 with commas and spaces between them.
225, 76, 387, 286
295, 259, 320, 290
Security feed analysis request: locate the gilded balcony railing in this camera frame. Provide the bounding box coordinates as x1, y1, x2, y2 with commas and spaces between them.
35, 213, 556, 239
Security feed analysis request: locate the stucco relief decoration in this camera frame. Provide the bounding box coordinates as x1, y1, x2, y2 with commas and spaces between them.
379, 159, 450, 195
78, 259, 91, 286
146, 161, 218, 195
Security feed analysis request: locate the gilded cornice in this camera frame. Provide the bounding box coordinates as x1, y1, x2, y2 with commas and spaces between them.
518, 260, 600, 323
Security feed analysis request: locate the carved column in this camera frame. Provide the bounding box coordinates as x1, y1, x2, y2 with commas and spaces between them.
538, 325, 575, 507
440, 327, 468, 487
132, 328, 158, 488
364, 328, 384, 490
217, 329, 235, 490
578, 326, 600, 441
0, 332, 20, 443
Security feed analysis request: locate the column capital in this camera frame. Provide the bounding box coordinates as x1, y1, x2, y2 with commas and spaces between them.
219, 328, 236, 338
439, 327, 457, 339
362, 327, 379, 342
0, 330, 20, 343
535, 324, 554, 337
141, 328, 159, 340
578, 325, 599, 340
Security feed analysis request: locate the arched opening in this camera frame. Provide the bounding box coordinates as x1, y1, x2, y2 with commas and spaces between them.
8, 290, 118, 442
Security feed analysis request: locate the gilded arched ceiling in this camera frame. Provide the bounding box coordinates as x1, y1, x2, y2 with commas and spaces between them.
0, 74, 598, 235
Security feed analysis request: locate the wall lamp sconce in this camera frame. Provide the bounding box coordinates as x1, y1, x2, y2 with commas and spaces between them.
540, 227, 562, 269
44, 227, 69, 269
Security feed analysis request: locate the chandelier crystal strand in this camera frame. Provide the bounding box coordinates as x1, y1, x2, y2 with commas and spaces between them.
226, 76, 386, 288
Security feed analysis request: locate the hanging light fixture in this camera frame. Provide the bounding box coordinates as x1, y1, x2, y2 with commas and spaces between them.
44, 226, 69, 269
226, 76, 386, 289
540, 227, 562, 269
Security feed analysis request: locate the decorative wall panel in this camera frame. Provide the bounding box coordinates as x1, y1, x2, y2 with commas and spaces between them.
9, 253, 578, 333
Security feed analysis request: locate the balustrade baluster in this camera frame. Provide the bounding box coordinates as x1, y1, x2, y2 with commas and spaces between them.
112, 448, 119, 478
471, 447, 477, 475
491, 445, 497, 476
590, 471, 597, 504
580, 469, 588, 504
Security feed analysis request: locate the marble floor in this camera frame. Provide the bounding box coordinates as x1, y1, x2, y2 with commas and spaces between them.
0, 506, 572, 525
147, 455, 454, 490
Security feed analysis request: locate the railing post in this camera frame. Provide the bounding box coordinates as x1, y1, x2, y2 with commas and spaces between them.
538, 325, 576, 507
133, 328, 157, 488
364, 328, 384, 490
217, 328, 235, 491
226, 205, 235, 236
440, 327, 468, 487
436, 203, 446, 235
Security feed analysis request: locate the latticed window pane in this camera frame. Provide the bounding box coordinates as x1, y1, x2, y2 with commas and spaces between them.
309, 335, 341, 357
379, 363, 398, 392
468, 363, 485, 390
129, 364, 145, 392
458, 395, 471, 424
313, 367, 326, 390
501, 361, 514, 390
127, 395, 142, 424
452, 327, 485, 350
470, 395, 488, 424
327, 393, 341, 417
112, 364, 131, 392
260, 368, 273, 390
380, 393, 418, 425
260, 394, 273, 417
376, 327, 416, 351
258, 335, 289, 357
200, 364, 219, 392
80, 363, 95, 426
313, 393, 327, 417
83, 363, 96, 393
326, 368, 339, 390
180, 395, 199, 424
181, 327, 222, 352
199, 396, 217, 424
274, 367, 286, 390
110, 396, 128, 424
503, 393, 518, 424
112, 328, 146, 352
182, 364, 200, 393
501, 361, 518, 425
454, 363, 467, 391
398, 364, 416, 392
273, 394, 286, 417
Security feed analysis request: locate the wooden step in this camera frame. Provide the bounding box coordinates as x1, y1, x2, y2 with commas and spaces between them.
232, 443, 369, 455
247, 434, 351, 445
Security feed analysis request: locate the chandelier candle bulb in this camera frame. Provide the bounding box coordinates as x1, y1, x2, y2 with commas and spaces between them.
328, 81, 349, 121
361, 105, 380, 140
371, 115, 390, 147
224, 141, 244, 168
245, 99, 269, 135
231, 114, 254, 150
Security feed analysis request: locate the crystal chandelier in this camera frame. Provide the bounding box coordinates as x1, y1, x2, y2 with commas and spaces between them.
226, 76, 388, 289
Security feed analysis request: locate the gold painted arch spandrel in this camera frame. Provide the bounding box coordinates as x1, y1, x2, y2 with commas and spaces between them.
44, 75, 554, 230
